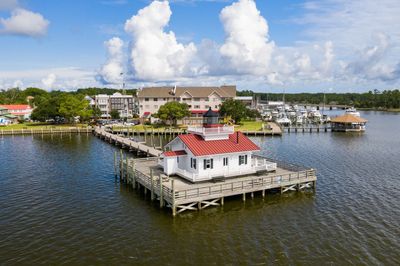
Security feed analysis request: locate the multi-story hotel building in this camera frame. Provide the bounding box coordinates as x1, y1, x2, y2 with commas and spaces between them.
94, 93, 136, 118
136, 85, 236, 117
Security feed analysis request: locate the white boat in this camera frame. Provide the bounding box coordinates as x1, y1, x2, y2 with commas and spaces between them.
300, 110, 308, 118
288, 110, 297, 117
276, 113, 291, 126
296, 115, 304, 124
345, 107, 360, 117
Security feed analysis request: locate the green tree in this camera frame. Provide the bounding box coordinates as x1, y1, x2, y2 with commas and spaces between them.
219, 99, 248, 124
154, 101, 190, 126
110, 109, 120, 119
59, 95, 92, 123
92, 106, 102, 119
30, 94, 61, 122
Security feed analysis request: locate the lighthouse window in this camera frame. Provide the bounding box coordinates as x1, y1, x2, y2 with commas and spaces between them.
203, 159, 213, 169
191, 158, 197, 169
239, 155, 248, 165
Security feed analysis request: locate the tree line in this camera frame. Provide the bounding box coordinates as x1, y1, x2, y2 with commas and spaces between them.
237, 89, 400, 109
0, 87, 131, 123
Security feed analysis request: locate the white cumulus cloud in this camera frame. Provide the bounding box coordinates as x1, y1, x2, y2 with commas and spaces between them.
98, 37, 125, 84
0, 8, 49, 37
124, 0, 197, 81
219, 0, 275, 76
41, 73, 57, 89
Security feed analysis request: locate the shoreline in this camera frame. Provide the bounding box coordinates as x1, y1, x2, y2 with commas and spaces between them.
357, 108, 400, 112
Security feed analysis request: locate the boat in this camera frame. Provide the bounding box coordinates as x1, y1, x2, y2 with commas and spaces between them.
276, 113, 291, 126
345, 107, 360, 117
300, 109, 308, 118
296, 115, 304, 125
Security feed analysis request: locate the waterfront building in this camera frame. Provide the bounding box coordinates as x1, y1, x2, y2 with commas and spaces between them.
0, 104, 33, 120
84, 95, 95, 106
331, 114, 367, 132
234, 96, 255, 108
0, 106, 18, 124
109, 92, 135, 118
93, 93, 136, 119
94, 94, 111, 118
136, 85, 236, 118
159, 108, 277, 182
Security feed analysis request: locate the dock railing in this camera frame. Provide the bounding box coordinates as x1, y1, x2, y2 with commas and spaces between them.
173, 168, 316, 203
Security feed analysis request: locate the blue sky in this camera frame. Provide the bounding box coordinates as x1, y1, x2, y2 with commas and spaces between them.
1, 0, 400, 92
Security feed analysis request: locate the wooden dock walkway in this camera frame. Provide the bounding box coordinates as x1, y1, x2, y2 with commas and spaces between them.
283, 126, 332, 133
93, 127, 162, 157
118, 156, 316, 216
0, 127, 92, 136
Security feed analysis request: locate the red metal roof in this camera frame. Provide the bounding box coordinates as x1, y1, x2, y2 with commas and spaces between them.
190, 110, 219, 114
163, 150, 187, 157
178, 132, 260, 156
0, 104, 31, 110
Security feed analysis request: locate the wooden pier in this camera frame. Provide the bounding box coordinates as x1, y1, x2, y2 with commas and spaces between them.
94, 127, 316, 216
93, 127, 162, 157
117, 156, 316, 216
283, 126, 332, 133
0, 127, 92, 136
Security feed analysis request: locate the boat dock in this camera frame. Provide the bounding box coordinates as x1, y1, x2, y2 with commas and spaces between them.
0, 127, 92, 136
117, 156, 316, 216
283, 126, 332, 133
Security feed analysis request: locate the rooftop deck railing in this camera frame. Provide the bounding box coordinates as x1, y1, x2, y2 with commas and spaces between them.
187, 126, 234, 135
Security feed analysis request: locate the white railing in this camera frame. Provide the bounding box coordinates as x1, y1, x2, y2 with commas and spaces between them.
251, 157, 277, 172
187, 126, 234, 135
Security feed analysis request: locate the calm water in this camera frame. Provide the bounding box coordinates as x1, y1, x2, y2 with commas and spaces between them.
1, 111, 399, 265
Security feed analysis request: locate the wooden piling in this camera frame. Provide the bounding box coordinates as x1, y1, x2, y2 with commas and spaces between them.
171, 179, 176, 216
150, 169, 154, 200
119, 149, 123, 180
159, 175, 164, 208
113, 151, 117, 178
125, 156, 129, 183
132, 161, 136, 189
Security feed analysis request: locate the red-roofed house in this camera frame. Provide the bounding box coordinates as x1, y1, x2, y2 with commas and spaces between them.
0, 104, 33, 120
159, 108, 277, 182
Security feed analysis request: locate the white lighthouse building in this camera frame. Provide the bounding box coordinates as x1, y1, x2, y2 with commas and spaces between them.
159, 108, 277, 183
